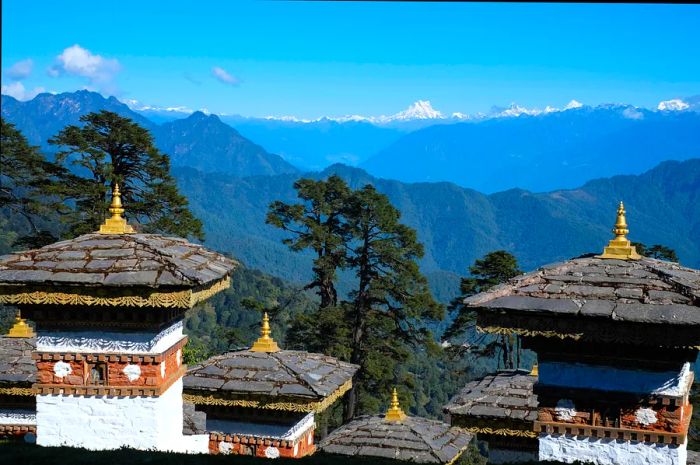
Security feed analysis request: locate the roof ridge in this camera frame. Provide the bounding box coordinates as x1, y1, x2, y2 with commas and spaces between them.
641, 259, 700, 302
271, 352, 325, 397
403, 417, 445, 462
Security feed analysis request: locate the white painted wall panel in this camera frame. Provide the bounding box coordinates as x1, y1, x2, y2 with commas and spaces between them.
539, 434, 687, 465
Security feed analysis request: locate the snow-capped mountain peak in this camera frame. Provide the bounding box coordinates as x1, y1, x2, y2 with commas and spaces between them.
390, 100, 444, 121
657, 98, 689, 111
564, 99, 584, 110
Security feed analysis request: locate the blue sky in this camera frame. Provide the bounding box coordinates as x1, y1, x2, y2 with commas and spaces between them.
2, 1, 699, 118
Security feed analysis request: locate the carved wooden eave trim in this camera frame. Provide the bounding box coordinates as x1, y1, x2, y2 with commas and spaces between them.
477, 324, 583, 341
0, 275, 230, 309
184, 379, 353, 413
459, 425, 538, 439
0, 386, 34, 397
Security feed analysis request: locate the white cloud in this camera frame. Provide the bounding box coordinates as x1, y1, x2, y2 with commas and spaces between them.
6, 59, 33, 80
657, 98, 689, 111
212, 66, 240, 85
1, 81, 45, 101
49, 44, 121, 92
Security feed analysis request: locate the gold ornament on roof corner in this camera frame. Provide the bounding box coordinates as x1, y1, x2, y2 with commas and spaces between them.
98, 183, 135, 234
250, 312, 280, 353
7, 310, 35, 338
384, 388, 407, 422
597, 201, 640, 260
530, 364, 539, 377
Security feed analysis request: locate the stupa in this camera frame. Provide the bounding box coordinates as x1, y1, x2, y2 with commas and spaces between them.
319, 388, 474, 464
0, 312, 36, 440
0, 184, 236, 452
183, 313, 359, 458
460, 202, 699, 465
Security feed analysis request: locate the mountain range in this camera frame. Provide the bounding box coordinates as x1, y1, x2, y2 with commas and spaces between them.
2, 90, 699, 303
1, 91, 298, 177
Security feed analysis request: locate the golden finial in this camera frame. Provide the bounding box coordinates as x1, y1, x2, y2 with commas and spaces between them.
597, 201, 640, 260
98, 183, 135, 234
384, 388, 407, 422
530, 364, 539, 377
7, 310, 35, 338
250, 312, 280, 353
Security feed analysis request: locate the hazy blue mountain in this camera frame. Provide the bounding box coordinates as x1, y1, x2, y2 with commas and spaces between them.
155, 112, 298, 176
174, 159, 700, 303
220, 117, 403, 171
1, 91, 156, 149
1, 91, 298, 177
361, 106, 700, 193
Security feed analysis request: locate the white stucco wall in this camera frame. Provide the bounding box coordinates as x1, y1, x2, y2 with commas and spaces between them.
36, 378, 205, 453
36, 320, 184, 354
538, 361, 692, 397
539, 434, 687, 465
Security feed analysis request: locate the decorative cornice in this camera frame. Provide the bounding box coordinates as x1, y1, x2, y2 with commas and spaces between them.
534, 417, 690, 446
34, 365, 186, 397
0, 387, 34, 397
184, 379, 352, 413
478, 325, 582, 340
32, 336, 187, 364
459, 425, 538, 438
0, 275, 230, 309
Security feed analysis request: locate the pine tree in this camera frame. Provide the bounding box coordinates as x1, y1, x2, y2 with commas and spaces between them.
48, 111, 203, 239
446, 250, 521, 369
279, 181, 444, 421
0, 117, 67, 248
632, 242, 679, 263
266, 175, 351, 308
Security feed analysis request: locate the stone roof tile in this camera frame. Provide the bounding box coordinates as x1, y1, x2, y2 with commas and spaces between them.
0, 233, 237, 289
319, 415, 473, 464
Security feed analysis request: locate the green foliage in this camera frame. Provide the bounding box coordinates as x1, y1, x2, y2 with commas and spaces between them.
0, 118, 65, 248
632, 242, 680, 262
446, 250, 524, 370
48, 111, 203, 239
272, 178, 444, 421
267, 175, 351, 308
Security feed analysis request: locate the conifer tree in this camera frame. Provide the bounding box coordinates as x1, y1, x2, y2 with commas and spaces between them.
266, 175, 351, 308
446, 250, 521, 368
49, 111, 203, 239
0, 118, 67, 248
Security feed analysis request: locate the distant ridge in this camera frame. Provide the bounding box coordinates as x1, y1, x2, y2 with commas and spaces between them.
1, 91, 298, 178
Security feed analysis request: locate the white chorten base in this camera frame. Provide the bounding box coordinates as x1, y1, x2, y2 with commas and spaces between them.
36, 378, 206, 453
539, 434, 687, 465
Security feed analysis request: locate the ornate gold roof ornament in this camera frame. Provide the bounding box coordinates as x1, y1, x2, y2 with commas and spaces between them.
250, 312, 280, 353
98, 183, 135, 234
530, 364, 539, 377
7, 310, 35, 338
384, 388, 407, 422
597, 201, 641, 260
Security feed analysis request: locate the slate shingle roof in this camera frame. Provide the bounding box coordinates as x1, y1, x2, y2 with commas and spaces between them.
0, 336, 36, 385
443, 370, 537, 423
466, 257, 700, 326
184, 350, 358, 400
688, 450, 700, 465
0, 233, 236, 288
319, 415, 473, 464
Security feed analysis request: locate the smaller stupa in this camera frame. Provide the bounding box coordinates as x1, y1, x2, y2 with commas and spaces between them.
319, 388, 474, 464
183, 313, 359, 459
0, 312, 37, 440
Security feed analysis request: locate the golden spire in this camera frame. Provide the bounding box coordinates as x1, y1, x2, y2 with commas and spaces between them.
597, 201, 640, 260
530, 364, 539, 377
250, 312, 280, 353
384, 388, 407, 422
7, 310, 35, 338
98, 183, 135, 234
